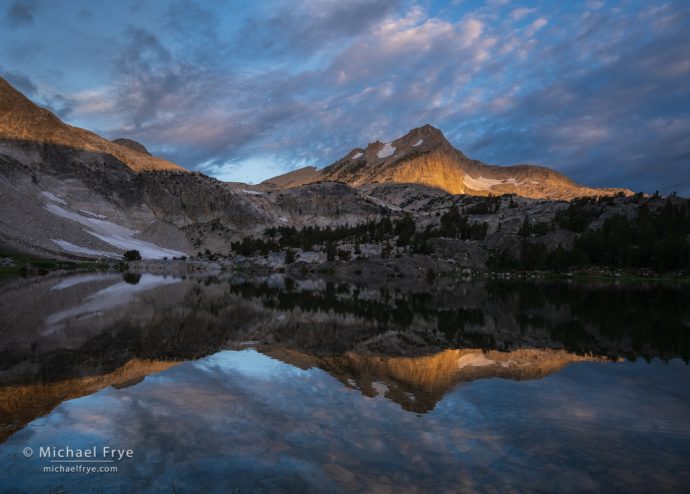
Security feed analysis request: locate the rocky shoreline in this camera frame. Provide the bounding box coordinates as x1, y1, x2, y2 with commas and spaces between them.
119, 256, 690, 283
3, 250, 689, 284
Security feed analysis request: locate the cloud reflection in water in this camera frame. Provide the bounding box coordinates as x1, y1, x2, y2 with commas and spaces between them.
1, 350, 689, 493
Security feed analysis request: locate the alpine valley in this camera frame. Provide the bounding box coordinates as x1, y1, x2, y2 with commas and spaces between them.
1, 76, 688, 277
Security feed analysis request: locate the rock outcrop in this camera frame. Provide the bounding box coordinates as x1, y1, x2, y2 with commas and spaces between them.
112, 138, 152, 156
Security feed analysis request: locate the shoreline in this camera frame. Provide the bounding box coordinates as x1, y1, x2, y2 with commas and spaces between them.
2, 251, 689, 284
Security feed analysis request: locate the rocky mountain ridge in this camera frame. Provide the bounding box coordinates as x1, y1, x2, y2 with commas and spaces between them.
0, 77, 184, 173
0, 77, 387, 259
262, 124, 633, 200
2, 75, 675, 269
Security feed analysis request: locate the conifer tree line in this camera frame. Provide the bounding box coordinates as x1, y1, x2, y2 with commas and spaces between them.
231, 194, 690, 272
493, 197, 690, 271
230, 205, 488, 257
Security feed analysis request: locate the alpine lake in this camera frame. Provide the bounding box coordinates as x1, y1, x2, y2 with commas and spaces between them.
0, 271, 689, 493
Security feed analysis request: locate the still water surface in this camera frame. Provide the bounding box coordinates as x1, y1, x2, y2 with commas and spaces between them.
0, 273, 689, 493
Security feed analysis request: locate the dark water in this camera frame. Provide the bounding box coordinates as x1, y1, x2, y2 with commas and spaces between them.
0, 273, 689, 493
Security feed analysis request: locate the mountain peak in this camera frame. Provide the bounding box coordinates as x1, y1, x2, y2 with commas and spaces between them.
265, 123, 632, 199
0, 76, 186, 173
0, 76, 62, 127
406, 123, 445, 139
392, 123, 455, 153
0, 76, 28, 109
0, 76, 30, 105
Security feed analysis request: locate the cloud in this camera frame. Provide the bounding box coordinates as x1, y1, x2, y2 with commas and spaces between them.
585, 0, 604, 10
41, 93, 76, 120
466, 46, 690, 190
129, 3, 690, 193
1, 69, 36, 95
5, 0, 687, 194
92, 5, 499, 173
510, 7, 537, 21
525, 17, 548, 36
235, 0, 403, 58
4, 0, 34, 28
100, 27, 309, 168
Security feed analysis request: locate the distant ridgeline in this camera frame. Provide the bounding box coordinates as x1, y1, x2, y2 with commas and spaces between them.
231, 194, 690, 273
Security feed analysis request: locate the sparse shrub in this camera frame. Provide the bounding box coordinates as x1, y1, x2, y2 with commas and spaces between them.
123, 250, 142, 261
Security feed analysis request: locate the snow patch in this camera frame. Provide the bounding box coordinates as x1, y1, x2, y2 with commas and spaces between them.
351, 152, 363, 159
51, 239, 119, 258
79, 209, 107, 219
412, 139, 423, 147
88, 232, 187, 260
41, 191, 67, 205
377, 142, 395, 159
241, 189, 264, 196
463, 175, 518, 191
45, 203, 187, 259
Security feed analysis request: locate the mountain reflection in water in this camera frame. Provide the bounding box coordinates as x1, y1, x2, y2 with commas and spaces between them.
0, 273, 689, 492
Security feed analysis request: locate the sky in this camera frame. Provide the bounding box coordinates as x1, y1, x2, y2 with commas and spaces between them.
1, 0, 689, 194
